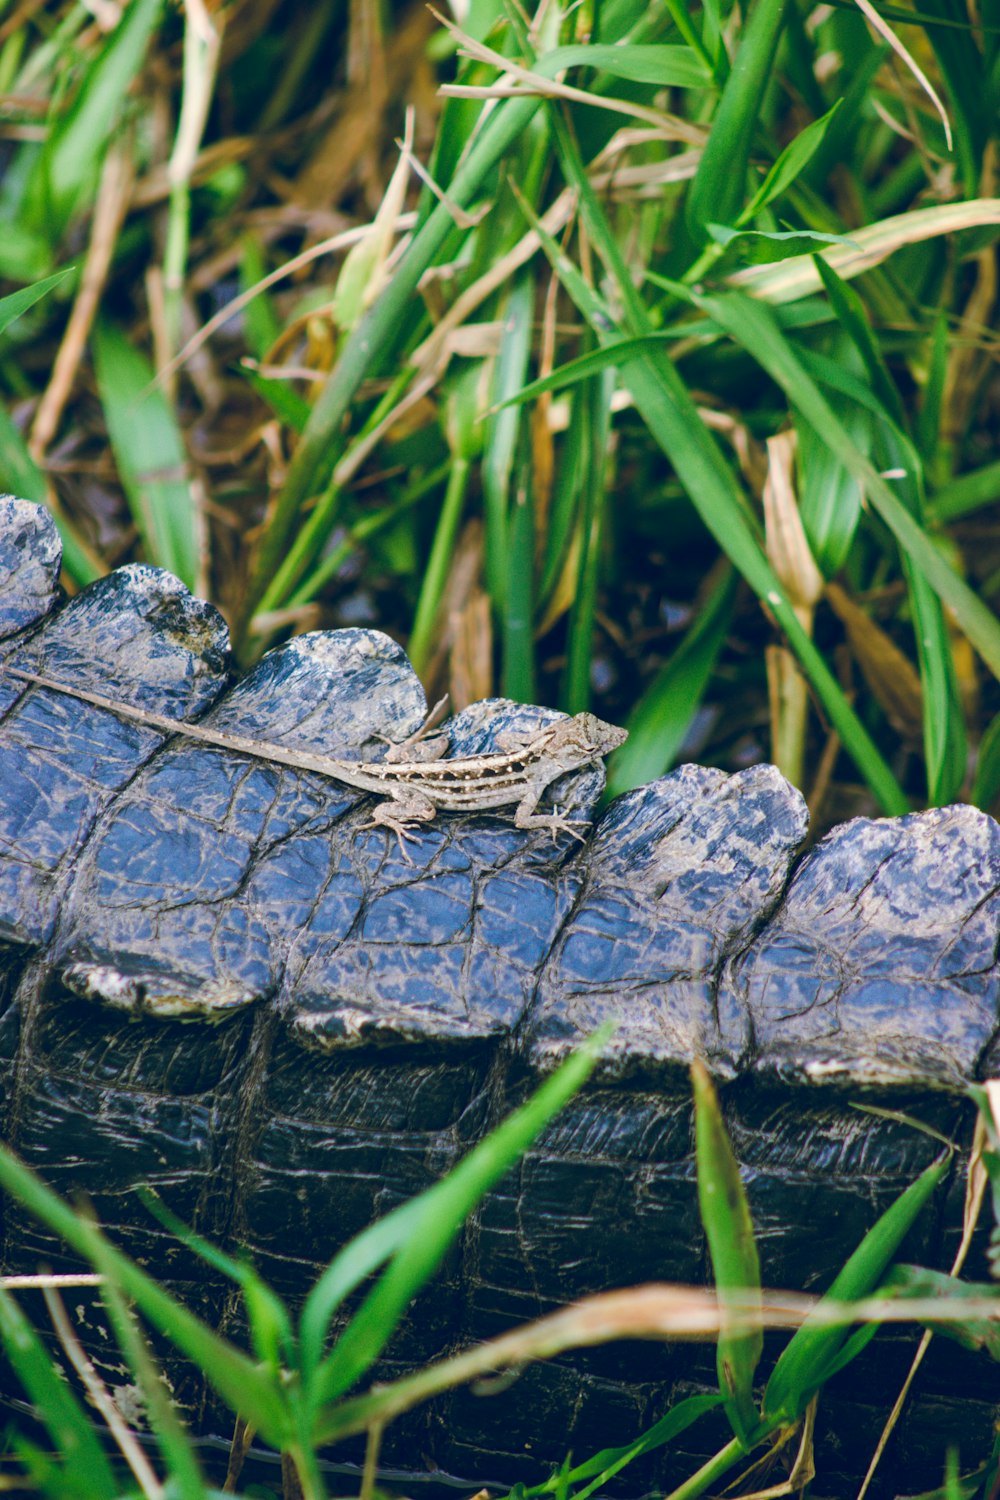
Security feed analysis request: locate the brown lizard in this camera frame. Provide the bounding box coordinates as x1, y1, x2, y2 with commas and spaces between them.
7, 667, 627, 848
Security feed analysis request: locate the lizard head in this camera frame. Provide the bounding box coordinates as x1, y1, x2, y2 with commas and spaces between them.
540, 712, 627, 770
572, 712, 629, 757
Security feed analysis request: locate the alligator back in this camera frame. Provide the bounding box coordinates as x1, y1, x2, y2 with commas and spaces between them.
0, 497, 997, 1495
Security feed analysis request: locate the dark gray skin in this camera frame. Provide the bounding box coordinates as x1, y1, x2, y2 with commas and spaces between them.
0, 495, 998, 1497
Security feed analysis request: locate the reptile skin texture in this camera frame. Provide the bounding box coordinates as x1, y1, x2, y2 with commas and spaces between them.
0, 495, 998, 1497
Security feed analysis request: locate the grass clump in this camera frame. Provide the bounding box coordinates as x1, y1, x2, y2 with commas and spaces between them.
0, 0, 998, 829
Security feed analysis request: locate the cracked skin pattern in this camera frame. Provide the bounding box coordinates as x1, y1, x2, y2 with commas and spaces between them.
0, 496, 998, 1494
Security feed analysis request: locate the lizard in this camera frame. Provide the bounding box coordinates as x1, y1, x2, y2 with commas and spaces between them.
6, 666, 628, 850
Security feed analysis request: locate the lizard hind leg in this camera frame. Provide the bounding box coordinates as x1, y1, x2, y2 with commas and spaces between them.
534, 811, 590, 844
358, 789, 438, 861
514, 800, 590, 844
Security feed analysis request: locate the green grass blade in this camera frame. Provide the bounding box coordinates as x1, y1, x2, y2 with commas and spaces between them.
286, 465, 451, 610
790, 285, 966, 803
0, 1144, 289, 1444
538, 382, 588, 609
691, 1060, 762, 1445
503, 419, 538, 704
985, 0, 1000, 67
138, 1188, 295, 1373
810, 1317, 882, 1382
918, 0, 987, 192
306, 1032, 608, 1412
708, 226, 859, 255
409, 357, 486, 673
541, 41, 711, 86
244, 91, 544, 637
886, 439, 966, 805
408, 458, 471, 676
800, 34, 886, 189
254, 367, 416, 626
739, 100, 843, 221
793, 405, 866, 576
92, 319, 202, 591
927, 459, 1000, 523
491, 334, 676, 408
905, 584, 966, 803
973, 710, 1000, 812
763, 1152, 952, 1423
527, 1394, 725, 1498
0, 1284, 119, 1498
726, 200, 1000, 306
97, 1274, 209, 1500
513, 185, 908, 813
813, 256, 905, 427
25, 0, 163, 239
483, 274, 534, 609
607, 566, 736, 796
794, 343, 910, 421
767, 308, 963, 813
242, 366, 312, 433
0, 269, 72, 337
915, 312, 948, 465
879, 1264, 1000, 1356
239, 237, 282, 361
684, 0, 790, 244
298, 1196, 432, 1380
563, 367, 615, 712
686, 287, 1000, 684
9, 1440, 117, 1500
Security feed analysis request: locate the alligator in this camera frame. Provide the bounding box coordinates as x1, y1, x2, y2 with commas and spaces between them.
0, 494, 998, 1496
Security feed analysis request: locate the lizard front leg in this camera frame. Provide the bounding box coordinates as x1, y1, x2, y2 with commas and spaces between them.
380, 697, 451, 763
513, 781, 589, 843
